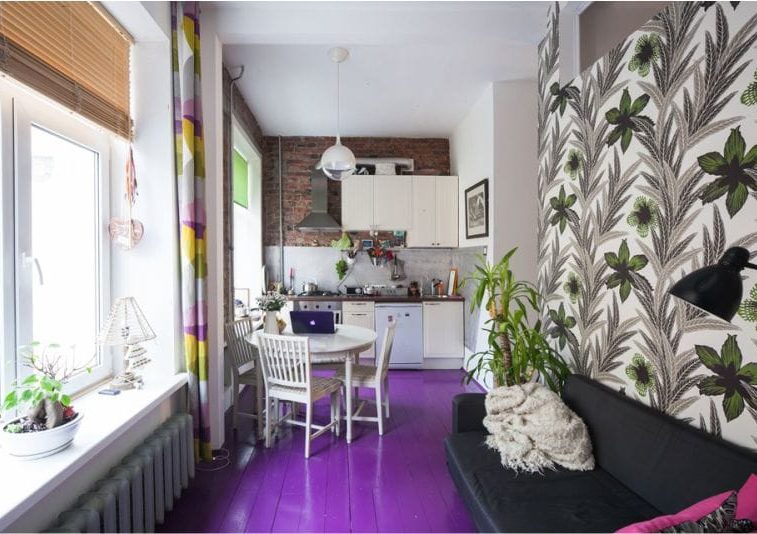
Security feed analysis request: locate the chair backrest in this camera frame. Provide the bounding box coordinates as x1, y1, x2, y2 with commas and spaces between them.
375, 319, 398, 380
256, 333, 311, 391
225, 318, 259, 370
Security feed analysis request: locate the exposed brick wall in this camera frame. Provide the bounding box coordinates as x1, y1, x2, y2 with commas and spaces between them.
262, 136, 450, 246
223, 67, 265, 320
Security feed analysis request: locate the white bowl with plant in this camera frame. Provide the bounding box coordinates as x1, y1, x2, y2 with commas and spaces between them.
0, 343, 88, 460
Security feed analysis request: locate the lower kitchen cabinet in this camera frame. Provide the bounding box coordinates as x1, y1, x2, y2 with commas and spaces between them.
343, 301, 375, 359
422, 301, 464, 359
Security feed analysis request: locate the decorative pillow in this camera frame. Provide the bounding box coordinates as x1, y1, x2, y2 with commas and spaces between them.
618, 474, 757, 533
661, 491, 750, 533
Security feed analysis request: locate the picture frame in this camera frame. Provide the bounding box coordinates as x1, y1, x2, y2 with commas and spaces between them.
464, 179, 489, 239
447, 268, 458, 296
361, 239, 374, 250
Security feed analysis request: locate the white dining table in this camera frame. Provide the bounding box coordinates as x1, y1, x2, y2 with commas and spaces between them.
246, 324, 377, 444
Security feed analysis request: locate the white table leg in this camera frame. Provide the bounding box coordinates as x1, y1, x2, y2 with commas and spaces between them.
346, 352, 353, 444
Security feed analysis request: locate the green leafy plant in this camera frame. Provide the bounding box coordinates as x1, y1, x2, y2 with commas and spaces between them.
335, 258, 348, 280
462, 248, 570, 392
697, 127, 757, 217
2, 343, 86, 432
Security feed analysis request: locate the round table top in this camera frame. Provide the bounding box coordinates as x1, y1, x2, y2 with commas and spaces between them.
246, 324, 377, 360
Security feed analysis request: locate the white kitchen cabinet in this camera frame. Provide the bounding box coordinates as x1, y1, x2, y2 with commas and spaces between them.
422, 301, 464, 359
435, 176, 459, 247
373, 175, 412, 230
407, 176, 459, 248
343, 301, 375, 359
408, 176, 436, 247
341, 176, 374, 230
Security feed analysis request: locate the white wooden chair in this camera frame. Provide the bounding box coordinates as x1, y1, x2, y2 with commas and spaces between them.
336, 320, 397, 435
256, 333, 342, 458
225, 318, 264, 438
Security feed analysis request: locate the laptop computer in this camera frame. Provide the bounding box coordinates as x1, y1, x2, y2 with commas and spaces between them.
290, 311, 336, 334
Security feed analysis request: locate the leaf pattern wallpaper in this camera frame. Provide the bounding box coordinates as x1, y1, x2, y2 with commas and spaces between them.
537, 2, 757, 447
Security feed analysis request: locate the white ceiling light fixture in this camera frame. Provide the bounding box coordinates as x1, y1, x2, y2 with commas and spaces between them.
321, 47, 356, 181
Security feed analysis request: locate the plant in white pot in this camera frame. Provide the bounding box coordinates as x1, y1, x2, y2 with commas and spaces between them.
257, 292, 288, 333
1, 343, 89, 460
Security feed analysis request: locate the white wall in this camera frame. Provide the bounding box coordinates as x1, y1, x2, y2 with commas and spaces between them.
492, 80, 538, 283
198, 6, 227, 449
451, 85, 494, 252
450, 85, 495, 389
450, 80, 538, 390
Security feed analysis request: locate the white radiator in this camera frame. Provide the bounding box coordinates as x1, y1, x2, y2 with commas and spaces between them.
47, 413, 195, 533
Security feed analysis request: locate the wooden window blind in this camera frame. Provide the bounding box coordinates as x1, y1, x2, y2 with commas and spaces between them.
0, 2, 133, 138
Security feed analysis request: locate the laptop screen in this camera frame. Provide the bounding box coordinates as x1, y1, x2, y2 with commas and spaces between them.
290, 311, 336, 334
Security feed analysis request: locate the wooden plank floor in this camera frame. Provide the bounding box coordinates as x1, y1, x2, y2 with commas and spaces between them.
159, 369, 480, 533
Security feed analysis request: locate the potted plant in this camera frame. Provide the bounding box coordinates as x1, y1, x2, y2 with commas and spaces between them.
256, 291, 288, 333
1, 343, 88, 460
463, 248, 570, 392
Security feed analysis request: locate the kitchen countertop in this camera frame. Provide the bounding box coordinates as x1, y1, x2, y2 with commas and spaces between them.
288, 294, 465, 303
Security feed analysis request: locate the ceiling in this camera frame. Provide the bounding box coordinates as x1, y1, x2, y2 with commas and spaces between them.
213, 2, 550, 137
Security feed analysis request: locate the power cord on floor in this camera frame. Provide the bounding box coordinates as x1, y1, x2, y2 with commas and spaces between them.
196, 447, 230, 471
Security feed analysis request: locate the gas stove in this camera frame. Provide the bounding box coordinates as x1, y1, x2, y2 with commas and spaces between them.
297, 290, 340, 297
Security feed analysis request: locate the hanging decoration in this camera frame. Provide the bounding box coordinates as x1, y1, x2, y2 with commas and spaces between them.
108, 146, 144, 250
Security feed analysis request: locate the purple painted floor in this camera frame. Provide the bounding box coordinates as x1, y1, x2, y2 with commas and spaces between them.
159, 369, 481, 533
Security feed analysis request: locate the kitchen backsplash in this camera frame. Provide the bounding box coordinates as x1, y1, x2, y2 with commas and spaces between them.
263, 245, 485, 350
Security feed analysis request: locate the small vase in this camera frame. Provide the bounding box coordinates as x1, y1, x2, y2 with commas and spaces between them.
264, 311, 279, 334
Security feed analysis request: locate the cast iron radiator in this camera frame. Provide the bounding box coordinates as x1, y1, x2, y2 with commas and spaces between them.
46, 413, 195, 533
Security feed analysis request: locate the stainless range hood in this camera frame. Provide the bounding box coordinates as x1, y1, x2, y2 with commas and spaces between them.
296, 166, 342, 232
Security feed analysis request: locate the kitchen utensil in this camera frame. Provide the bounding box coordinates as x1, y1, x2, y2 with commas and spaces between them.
390, 256, 404, 281
302, 281, 319, 294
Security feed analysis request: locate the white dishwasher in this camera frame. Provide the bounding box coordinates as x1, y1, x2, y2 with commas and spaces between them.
375, 303, 423, 369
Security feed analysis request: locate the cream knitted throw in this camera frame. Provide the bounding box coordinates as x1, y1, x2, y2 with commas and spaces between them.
483, 382, 595, 473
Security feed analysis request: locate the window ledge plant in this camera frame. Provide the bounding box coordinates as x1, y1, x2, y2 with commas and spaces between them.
1, 343, 90, 459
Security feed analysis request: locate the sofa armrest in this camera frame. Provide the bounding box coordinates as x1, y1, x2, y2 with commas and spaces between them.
452, 393, 487, 434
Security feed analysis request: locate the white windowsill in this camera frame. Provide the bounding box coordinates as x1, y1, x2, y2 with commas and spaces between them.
0, 372, 188, 531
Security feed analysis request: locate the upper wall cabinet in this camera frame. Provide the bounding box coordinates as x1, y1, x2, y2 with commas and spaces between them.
341, 175, 411, 231
341, 176, 375, 230
407, 176, 458, 248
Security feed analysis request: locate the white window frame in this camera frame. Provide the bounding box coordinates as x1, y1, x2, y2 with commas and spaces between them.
231, 119, 263, 299
0, 76, 112, 397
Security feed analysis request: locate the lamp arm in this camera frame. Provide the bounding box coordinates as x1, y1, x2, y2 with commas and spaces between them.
747, 262, 757, 270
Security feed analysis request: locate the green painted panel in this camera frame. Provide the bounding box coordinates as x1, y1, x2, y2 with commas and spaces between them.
233, 149, 249, 208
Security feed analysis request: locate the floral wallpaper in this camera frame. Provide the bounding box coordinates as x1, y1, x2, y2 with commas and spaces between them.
537, 2, 757, 447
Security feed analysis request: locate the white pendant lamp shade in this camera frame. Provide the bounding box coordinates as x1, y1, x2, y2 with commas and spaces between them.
322, 139, 356, 181
321, 47, 355, 181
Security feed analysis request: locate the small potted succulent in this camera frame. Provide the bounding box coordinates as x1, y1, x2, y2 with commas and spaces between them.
1, 343, 88, 460
256, 292, 288, 333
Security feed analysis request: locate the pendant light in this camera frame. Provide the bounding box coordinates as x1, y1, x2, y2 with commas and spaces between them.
321, 47, 356, 181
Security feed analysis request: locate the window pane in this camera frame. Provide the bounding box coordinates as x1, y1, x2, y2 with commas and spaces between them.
233, 149, 249, 208
29, 125, 100, 374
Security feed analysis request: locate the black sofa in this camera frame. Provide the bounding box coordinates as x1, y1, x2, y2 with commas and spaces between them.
445, 374, 757, 532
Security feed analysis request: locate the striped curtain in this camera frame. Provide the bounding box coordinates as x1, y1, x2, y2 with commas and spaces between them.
172, 2, 211, 462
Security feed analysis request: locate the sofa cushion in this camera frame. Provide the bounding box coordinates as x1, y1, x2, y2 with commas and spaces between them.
445, 431, 661, 532
562, 376, 757, 514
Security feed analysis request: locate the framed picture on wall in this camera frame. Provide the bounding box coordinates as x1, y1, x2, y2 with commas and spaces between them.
465, 179, 489, 239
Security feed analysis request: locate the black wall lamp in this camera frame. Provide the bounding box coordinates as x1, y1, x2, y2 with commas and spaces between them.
669, 247, 757, 321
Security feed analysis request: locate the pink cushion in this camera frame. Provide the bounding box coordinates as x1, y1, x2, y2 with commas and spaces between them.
618, 474, 757, 533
